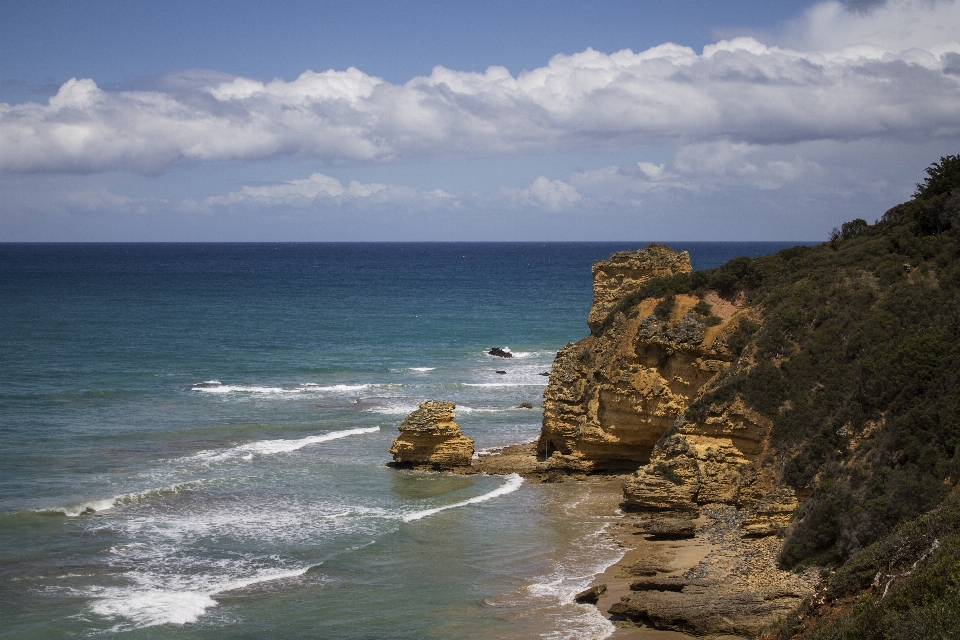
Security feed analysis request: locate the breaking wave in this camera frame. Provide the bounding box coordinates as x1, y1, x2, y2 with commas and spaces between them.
402, 474, 523, 522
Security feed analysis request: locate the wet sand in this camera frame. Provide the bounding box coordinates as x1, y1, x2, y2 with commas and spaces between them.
459, 443, 812, 640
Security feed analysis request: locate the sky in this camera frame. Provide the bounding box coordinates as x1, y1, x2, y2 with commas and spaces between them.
1, 0, 959, 241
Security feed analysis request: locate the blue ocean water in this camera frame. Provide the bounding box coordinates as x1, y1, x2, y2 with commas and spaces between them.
0, 242, 804, 639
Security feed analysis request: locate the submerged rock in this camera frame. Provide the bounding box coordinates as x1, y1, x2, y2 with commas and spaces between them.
388, 401, 474, 469
488, 347, 513, 358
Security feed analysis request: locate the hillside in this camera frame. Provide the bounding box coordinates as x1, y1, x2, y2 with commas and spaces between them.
610, 154, 960, 572
539, 155, 960, 637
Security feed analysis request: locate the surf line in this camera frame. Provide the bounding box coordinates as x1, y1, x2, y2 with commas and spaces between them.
189, 426, 381, 462
89, 566, 314, 628
402, 473, 523, 522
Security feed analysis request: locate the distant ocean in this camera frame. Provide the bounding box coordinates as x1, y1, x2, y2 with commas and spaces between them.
0, 242, 805, 639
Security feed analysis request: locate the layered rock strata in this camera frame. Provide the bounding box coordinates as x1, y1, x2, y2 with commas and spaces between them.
539, 245, 744, 471
536, 244, 812, 635
605, 506, 817, 638
621, 397, 799, 533
389, 401, 474, 469
587, 245, 693, 332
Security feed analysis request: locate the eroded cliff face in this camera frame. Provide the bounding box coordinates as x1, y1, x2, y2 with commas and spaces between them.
587, 245, 694, 332
540, 245, 746, 472
539, 245, 812, 637
389, 401, 474, 469
540, 245, 800, 521
621, 397, 799, 534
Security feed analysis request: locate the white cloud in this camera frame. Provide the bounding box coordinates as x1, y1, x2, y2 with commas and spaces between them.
1, 1, 958, 175
500, 176, 582, 211
786, 0, 960, 55
202, 172, 459, 211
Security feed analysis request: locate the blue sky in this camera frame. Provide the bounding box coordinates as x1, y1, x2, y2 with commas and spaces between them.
1, 0, 959, 241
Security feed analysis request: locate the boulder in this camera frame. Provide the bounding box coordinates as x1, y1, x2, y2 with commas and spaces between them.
574, 583, 607, 604
488, 347, 513, 358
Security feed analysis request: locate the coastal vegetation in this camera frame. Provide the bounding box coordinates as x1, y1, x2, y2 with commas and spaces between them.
592, 155, 960, 636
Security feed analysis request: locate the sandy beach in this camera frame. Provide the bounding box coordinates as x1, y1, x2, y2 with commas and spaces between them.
462, 442, 816, 640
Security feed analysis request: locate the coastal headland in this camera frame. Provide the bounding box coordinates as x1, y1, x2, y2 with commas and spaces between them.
390, 243, 816, 638
389, 156, 960, 639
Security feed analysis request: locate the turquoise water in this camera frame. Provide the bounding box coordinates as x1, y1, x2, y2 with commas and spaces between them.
0, 242, 801, 638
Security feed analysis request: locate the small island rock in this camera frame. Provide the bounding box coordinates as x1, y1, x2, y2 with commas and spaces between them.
389, 401, 474, 469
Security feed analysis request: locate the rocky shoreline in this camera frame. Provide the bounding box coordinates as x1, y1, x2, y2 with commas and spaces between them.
462, 444, 816, 639
386, 244, 820, 638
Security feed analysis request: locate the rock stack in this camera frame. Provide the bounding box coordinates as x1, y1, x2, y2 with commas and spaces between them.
389, 401, 474, 469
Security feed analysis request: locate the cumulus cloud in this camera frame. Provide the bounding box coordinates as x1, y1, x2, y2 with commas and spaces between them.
499, 176, 582, 211
560, 140, 824, 204
1, 1, 958, 175
202, 173, 458, 211
790, 0, 960, 53
199, 140, 824, 217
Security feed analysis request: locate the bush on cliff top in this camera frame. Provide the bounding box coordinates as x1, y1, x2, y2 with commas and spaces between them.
764, 488, 960, 640
609, 155, 960, 573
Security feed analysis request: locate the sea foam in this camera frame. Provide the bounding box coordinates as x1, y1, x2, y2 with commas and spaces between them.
37, 481, 206, 517
89, 567, 311, 628
190, 382, 371, 394
402, 474, 523, 522
189, 426, 380, 463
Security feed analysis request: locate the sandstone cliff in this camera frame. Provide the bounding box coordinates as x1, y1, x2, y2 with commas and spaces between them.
587, 245, 693, 332
541, 245, 744, 471
389, 401, 475, 469
540, 244, 800, 523
538, 244, 811, 636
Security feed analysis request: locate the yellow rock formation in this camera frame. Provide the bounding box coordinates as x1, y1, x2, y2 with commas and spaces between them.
586, 244, 693, 332
389, 401, 475, 469
540, 244, 801, 530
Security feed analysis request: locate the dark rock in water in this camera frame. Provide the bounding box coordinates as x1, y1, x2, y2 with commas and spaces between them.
495, 370, 507, 374
538, 371, 550, 376
488, 347, 513, 358
575, 584, 607, 604
517, 402, 534, 409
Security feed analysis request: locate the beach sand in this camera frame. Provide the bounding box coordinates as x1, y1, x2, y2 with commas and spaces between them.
462, 443, 813, 640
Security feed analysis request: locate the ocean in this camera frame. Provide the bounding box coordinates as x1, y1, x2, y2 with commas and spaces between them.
0, 242, 803, 639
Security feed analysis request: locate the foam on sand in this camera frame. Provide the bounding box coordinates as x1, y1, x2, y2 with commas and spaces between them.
402, 473, 523, 522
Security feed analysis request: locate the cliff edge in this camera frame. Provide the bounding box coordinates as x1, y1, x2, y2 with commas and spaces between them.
539, 244, 811, 636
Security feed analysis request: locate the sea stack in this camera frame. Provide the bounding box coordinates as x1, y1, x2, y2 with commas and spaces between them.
389, 401, 474, 469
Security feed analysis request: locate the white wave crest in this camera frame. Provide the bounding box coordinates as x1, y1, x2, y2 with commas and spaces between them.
89, 567, 310, 628
450, 406, 507, 413
402, 473, 523, 522
407, 367, 435, 372
462, 382, 547, 387
191, 382, 372, 394
36, 481, 206, 517
189, 427, 380, 462
364, 402, 421, 415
